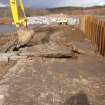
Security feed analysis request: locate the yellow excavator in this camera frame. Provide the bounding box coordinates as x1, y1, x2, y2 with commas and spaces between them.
10, 0, 26, 28
9, 0, 34, 48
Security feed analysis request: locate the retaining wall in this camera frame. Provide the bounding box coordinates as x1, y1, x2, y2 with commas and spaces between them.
81, 16, 105, 56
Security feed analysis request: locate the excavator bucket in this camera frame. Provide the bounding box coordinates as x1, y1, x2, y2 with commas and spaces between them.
17, 28, 34, 47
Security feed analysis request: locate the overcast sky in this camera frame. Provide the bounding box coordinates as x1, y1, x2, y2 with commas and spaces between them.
1, 0, 105, 8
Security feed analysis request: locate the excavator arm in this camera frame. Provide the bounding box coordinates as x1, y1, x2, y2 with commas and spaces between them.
9, 0, 34, 49
9, 0, 27, 28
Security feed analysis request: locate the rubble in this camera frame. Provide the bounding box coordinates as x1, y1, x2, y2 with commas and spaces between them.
27, 15, 80, 26
27, 16, 57, 26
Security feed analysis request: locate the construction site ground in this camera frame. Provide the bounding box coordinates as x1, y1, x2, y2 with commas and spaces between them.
0, 25, 105, 105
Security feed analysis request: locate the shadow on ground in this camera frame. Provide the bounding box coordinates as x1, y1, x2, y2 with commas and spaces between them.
64, 91, 90, 105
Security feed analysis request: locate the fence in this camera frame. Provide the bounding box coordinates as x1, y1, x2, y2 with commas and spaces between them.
80, 15, 105, 56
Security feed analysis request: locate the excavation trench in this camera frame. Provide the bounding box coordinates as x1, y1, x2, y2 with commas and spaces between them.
0, 25, 85, 75
0, 26, 86, 59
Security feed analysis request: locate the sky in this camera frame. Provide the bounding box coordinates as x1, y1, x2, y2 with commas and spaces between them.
1, 0, 105, 8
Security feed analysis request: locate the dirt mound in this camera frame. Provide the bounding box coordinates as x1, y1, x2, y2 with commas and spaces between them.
29, 25, 85, 46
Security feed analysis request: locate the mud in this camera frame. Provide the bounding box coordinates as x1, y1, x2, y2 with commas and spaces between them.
0, 25, 104, 105
0, 33, 17, 52
0, 61, 16, 80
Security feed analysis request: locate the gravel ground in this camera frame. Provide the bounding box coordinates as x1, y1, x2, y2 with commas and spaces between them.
0, 25, 105, 105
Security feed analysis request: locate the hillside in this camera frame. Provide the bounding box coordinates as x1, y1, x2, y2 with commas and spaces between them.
0, 5, 105, 24
0, 6, 105, 17
27, 6, 105, 16
49, 6, 105, 15
25, 6, 105, 16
